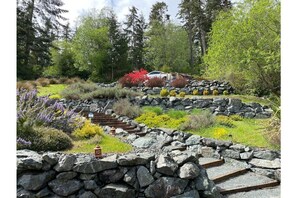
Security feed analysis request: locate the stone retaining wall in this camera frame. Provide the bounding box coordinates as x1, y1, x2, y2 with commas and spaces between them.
17, 150, 221, 198
61, 97, 273, 119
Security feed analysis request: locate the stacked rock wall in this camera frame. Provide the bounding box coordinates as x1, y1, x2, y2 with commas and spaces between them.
17, 150, 221, 198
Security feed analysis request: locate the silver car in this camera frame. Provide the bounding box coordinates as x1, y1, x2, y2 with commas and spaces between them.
146, 71, 172, 80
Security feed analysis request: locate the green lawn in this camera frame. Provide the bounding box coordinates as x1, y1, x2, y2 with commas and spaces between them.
65, 134, 133, 154
37, 84, 67, 99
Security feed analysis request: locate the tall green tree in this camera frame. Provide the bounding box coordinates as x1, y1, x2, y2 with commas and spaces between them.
124, 6, 147, 69
17, 0, 67, 80
204, 0, 280, 96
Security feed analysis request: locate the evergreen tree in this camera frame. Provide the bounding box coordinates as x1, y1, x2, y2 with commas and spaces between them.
17, 0, 67, 80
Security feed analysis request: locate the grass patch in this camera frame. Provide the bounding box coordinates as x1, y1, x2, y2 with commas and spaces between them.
37, 84, 67, 99
65, 134, 133, 154
142, 106, 163, 115
190, 118, 279, 150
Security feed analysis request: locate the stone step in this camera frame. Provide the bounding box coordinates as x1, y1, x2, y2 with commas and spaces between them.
216, 172, 279, 195
199, 157, 225, 168
206, 163, 249, 183
223, 186, 281, 198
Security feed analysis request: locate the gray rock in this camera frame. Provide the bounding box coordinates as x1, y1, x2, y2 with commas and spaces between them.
73, 155, 118, 173
56, 171, 77, 180
115, 128, 129, 136
228, 99, 242, 107
200, 147, 216, 158
48, 179, 83, 196
169, 97, 177, 102
117, 152, 155, 166
36, 187, 51, 197
171, 141, 186, 147
171, 190, 200, 198
194, 169, 211, 191
144, 177, 188, 198
97, 184, 135, 198
17, 150, 43, 171
156, 154, 178, 175
244, 112, 256, 118
251, 168, 277, 180
84, 180, 98, 190
240, 152, 254, 160
249, 158, 281, 169
18, 170, 55, 191
185, 135, 202, 146
229, 144, 245, 152
123, 167, 139, 189
172, 152, 198, 165
159, 128, 175, 136
178, 162, 200, 179
137, 166, 154, 187
203, 138, 232, 148
221, 149, 241, 159
150, 161, 156, 175
79, 173, 97, 180
17, 188, 35, 198
42, 152, 60, 166
254, 150, 279, 160
54, 154, 76, 172
132, 137, 157, 148
213, 98, 227, 106
79, 191, 97, 198
98, 167, 128, 183
126, 134, 137, 142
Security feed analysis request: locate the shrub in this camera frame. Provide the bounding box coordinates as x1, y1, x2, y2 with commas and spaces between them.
36, 77, 50, 87
112, 99, 142, 118
73, 120, 104, 139
169, 90, 177, 96
193, 90, 199, 95
17, 89, 82, 134
230, 114, 243, 121
213, 90, 219, 95
213, 128, 229, 139
223, 90, 229, 95
119, 69, 148, 87
143, 106, 163, 115
135, 112, 186, 128
170, 78, 188, 88
160, 89, 169, 97
166, 109, 187, 119
17, 81, 36, 90
146, 77, 165, 87
180, 110, 215, 131
216, 115, 235, 128
49, 78, 60, 84
203, 90, 209, 95
179, 92, 186, 98
263, 116, 280, 147
17, 126, 73, 151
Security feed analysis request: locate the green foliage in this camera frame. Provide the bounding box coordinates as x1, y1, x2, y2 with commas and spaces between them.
17, 126, 73, 151
230, 114, 243, 121
142, 106, 163, 115
166, 109, 187, 119
193, 90, 199, 95
135, 112, 186, 128
213, 128, 229, 139
179, 111, 215, 131
204, 0, 280, 96
179, 92, 186, 98
112, 99, 142, 118
37, 84, 67, 99
169, 90, 177, 96
216, 115, 235, 128
73, 120, 104, 139
223, 90, 229, 95
203, 90, 209, 95
212, 90, 219, 96
160, 89, 169, 97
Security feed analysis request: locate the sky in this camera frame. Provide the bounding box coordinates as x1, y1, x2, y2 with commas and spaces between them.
61, 0, 181, 26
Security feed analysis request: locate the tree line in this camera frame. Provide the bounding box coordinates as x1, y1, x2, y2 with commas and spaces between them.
17, 0, 280, 97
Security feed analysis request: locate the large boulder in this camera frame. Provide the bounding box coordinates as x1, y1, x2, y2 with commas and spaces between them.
98, 167, 128, 183
132, 137, 157, 149
73, 155, 118, 173
54, 154, 76, 172
137, 166, 154, 187
96, 184, 135, 198
48, 179, 83, 196
17, 150, 43, 171
156, 154, 178, 176
18, 170, 55, 191
117, 152, 155, 166
178, 162, 200, 179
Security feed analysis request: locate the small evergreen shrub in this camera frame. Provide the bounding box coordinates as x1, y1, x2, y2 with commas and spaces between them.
169, 90, 177, 96
193, 90, 199, 95
213, 90, 219, 95
146, 77, 165, 87
216, 115, 235, 128
73, 120, 104, 139
170, 78, 188, 88
203, 90, 209, 95
112, 99, 142, 118
223, 90, 229, 95
179, 91, 186, 98
180, 110, 215, 130
230, 114, 243, 121
160, 89, 169, 97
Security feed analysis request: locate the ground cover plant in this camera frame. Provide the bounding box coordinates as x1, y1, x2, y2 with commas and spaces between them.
37, 84, 67, 99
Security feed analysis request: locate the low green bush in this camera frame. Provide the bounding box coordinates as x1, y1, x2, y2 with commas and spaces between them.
180, 110, 215, 131
113, 99, 142, 118
166, 109, 187, 119
216, 115, 235, 128
17, 126, 73, 151
203, 90, 209, 95
160, 89, 169, 97
73, 120, 104, 139
169, 90, 176, 96
179, 92, 186, 97
213, 90, 219, 95
36, 77, 50, 87
223, 90, 229, 95
193, 90, 199, 95
142, 106, 163, 115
